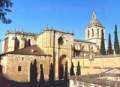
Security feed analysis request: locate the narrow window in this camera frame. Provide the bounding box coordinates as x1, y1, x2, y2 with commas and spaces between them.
88, 30, 90, 38
14, 37, 20, 50
24, 39, 27, 48
92, 29, 94, 37
28, 39, 31, 46
18, 66, 21, 72
97, 29, 99, 37
76, 50, 80, 57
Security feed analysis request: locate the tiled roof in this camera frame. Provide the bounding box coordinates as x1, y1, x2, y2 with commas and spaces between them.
0, 45, 51, 56
74, 39, 96, 44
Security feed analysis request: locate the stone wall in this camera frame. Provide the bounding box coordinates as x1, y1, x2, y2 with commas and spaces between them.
72, 55, 120, 75
2, 32, 37, 53
69, 80, 102, 87
37, 30, 74, 78
1, 54, 51, 82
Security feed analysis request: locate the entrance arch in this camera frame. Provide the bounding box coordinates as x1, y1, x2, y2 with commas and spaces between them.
59, 55, 67, 66
58, 55, 68, 79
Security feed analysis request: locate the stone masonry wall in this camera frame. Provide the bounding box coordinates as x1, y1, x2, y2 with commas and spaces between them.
72, 55, 120, 75
1, 54, 51, 82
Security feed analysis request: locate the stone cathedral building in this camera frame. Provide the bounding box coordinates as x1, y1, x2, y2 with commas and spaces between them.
0, 11, 120, 82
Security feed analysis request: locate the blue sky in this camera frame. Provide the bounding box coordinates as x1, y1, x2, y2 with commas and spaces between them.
0, 0, 120, 42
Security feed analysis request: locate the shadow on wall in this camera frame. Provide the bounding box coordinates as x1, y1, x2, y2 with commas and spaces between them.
0, 64, 11, 87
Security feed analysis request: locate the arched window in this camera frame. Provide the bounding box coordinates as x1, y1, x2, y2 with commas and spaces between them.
101, 30, 103, 36
88, 30, 90, 38
24, 39, 28, 48
97, 29, 99, 37
58, 36, 64, 45
27, 39, 31, 46
92, 29, 94, 37
14, 37, 20, 50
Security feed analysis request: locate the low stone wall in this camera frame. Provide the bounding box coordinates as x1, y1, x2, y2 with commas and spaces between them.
69, 76, 120, 87
72, 55, 120, 75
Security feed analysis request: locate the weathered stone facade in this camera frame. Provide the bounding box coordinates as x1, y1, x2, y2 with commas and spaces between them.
0, 50, 52, 82
0, 11, 119, 83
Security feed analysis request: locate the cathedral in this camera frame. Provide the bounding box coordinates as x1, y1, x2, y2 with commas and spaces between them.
0, 11, 112, 82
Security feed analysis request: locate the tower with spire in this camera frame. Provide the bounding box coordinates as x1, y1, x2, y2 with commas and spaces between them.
85, 11, 105, 49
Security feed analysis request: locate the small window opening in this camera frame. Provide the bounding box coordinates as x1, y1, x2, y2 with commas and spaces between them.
18, 66, 21, 72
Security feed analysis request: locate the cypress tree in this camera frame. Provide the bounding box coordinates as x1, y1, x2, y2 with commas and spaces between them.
59, 64, 64, 80
64, 62, 68, 87
0, 65, 2, 74
64, 62, 68, 81
30, 63, 33, 83
76, 61, 81, 76
107, 33, 113, 54
100, 30, 106, 55
49, 63, 55, 81
38, 64, 45, 87
30, 60, 37, 87
70, 62, 75, 76
114, 24, 120, 54
33, 60, 37, 87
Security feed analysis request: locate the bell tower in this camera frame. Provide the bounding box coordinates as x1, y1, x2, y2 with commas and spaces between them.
85, 11, 105, 49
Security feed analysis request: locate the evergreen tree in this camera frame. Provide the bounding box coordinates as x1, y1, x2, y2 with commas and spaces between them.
0, 65, 2, 74
114, 24, 120, 54
70, 62, 75, 76
0, 0, 12, 24
30, 63, 34, 83
30, 60, 37, 87
107, 33, 113, 54
49, 63, 55, 81
64, 62, 68, 81
33, 60, 37, 85
64, 62, 68, 87
100, 30, 106, 55
76, 61, 81, 76
38, 64, 45, 87
59, 64, 64, 80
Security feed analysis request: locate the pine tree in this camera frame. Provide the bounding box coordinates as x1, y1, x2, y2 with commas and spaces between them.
59, 64, 64, 80
114, 24, 120, 54
38, 64, 45, 87
49, 63, 55, 81
107, 33, 113, 54
100, 30, 106, 55
76, 61, 81, 76
70, 62, 75, 76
